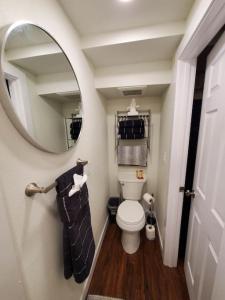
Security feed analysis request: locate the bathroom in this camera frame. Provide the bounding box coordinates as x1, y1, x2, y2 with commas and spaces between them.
1, 1, 225, 300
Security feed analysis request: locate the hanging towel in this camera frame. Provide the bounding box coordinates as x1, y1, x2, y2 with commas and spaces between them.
118, 119, 145, 139
70, 118, 82, 140
119, 119, 144, 128
56, 164, 95, 283
117, 143, 147, 166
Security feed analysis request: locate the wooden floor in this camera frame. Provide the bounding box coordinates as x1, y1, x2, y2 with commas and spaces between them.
88, 224, 189, 300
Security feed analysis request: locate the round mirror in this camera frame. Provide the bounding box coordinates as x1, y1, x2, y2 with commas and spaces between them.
0, 22, 82, 153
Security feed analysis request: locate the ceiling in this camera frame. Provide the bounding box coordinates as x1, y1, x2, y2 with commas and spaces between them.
58, 0, 195, 98
44, 93, 81, 103
10, 53, 73, 75
6, 24, 52, 49
6, 23, 73, 75
5, 23, 80, 102
84, 35, 181, 68
98, 84, 169, 99
59, 0, 194, 36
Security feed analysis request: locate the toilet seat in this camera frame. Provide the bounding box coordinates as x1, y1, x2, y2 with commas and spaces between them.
117, 200, 145, 232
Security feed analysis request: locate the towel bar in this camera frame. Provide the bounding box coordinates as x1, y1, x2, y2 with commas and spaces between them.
25, 158, 88, 197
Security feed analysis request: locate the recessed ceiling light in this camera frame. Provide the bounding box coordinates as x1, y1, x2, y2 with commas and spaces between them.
119, 0, 133, 2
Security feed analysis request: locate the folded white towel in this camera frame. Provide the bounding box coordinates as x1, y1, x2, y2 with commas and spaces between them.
68, 174, 88, 197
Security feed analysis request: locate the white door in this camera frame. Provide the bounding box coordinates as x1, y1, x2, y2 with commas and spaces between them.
185, 32, 225, 300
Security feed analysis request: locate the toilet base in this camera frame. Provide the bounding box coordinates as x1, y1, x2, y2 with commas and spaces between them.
121, 230, 140, 254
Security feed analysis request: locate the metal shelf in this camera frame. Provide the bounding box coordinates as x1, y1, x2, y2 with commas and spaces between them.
115, 109, 151, 151
115, 109, 151, 167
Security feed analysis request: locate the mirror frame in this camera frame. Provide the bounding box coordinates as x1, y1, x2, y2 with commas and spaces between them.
0, 21, 83, 153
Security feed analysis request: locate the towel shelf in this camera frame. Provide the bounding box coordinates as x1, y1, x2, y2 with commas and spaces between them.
25, 158, 88, 197
115, 110, 151, 167
115, 110, 151, 150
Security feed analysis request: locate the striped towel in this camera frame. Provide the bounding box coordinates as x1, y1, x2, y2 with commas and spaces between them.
56, 164, 95, 283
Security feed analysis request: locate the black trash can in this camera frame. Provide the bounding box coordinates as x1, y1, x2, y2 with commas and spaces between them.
107, 197, 121, 223
146, 212, 156, 226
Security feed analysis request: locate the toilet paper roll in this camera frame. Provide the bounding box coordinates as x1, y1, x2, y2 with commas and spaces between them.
143, 193, 155, 207
145, 224, 155, 240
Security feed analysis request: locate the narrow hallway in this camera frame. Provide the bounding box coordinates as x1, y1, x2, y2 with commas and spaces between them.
89, 224, 189, 300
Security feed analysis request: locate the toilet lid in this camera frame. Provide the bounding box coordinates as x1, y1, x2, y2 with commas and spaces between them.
117, 200, 144, 225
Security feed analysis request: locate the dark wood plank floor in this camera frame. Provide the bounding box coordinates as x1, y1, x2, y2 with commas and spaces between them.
88, 224, 189, 300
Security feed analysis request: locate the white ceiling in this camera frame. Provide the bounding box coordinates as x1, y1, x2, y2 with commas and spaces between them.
6, 23, 74, 75
59, 0, 194, 36
84, 35, 181, 68
58, 0, 194, 98
6, 24, 53, 49
44, 93, 81, 103
98, 84, 168, 99
11, 53, 73, 75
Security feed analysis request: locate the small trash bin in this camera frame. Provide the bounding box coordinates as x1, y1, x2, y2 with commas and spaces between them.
107, 197, 121, 223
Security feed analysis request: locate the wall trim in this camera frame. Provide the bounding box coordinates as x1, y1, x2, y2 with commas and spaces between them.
163, 60, 196, 267
155, 215, 163, 253
80, 217, 109, 300
178, 0, 225, 60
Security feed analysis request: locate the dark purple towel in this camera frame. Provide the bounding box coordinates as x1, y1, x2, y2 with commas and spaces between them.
56, 164, 95, 283
119, 119, 144, 128
118, 119, 145, 139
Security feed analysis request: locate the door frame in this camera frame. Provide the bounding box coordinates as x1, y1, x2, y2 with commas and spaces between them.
163, 0, 225, 267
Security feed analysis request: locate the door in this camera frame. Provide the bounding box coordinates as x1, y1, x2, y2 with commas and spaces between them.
185, 32, 225, 300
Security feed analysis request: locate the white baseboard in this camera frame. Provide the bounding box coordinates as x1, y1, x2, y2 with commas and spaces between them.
155, 214, 163, 253
80, 217, 109, 300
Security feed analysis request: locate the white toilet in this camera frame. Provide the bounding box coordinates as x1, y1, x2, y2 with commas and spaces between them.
116, 172, 146, 254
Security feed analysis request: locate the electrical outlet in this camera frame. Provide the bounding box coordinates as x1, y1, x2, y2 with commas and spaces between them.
163, 152, 167, 163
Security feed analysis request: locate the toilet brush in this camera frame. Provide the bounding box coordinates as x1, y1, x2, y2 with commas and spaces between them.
146, 204, 156, 226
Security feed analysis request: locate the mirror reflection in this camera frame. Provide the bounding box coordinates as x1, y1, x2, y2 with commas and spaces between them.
3, 23, 82, 153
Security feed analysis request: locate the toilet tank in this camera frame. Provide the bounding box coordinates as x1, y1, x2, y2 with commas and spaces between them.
118, 172, 146, 201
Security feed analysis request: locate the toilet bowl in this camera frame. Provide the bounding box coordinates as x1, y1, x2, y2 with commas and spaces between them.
117, 200, 145, 254
116, 172, 146, 254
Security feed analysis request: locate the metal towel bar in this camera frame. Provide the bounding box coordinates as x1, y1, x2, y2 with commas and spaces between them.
25, 158, 88, 197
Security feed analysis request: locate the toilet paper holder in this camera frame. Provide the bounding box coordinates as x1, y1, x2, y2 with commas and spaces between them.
143, 193, 155, 211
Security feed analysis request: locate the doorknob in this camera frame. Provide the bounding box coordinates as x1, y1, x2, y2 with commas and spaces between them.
185, 190, 196, 198
179, 187, 196, 199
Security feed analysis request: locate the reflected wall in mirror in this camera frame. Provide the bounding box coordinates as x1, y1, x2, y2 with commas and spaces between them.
1, 22, 82, 153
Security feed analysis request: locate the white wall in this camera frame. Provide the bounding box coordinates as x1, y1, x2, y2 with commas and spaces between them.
32, 96, 66, 153
0, 186, 26, 300
4, 58, 67, 152
106, 97, 161, 198
37, 71, 80, 95
3, 59, 34, 134
156, 79, 176, 248
26, 73, 67, 153
0, 1, 109, 300
62, 101, 81, 118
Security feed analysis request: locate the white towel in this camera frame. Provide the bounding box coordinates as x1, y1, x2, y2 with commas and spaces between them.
68, 174, 88, 197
